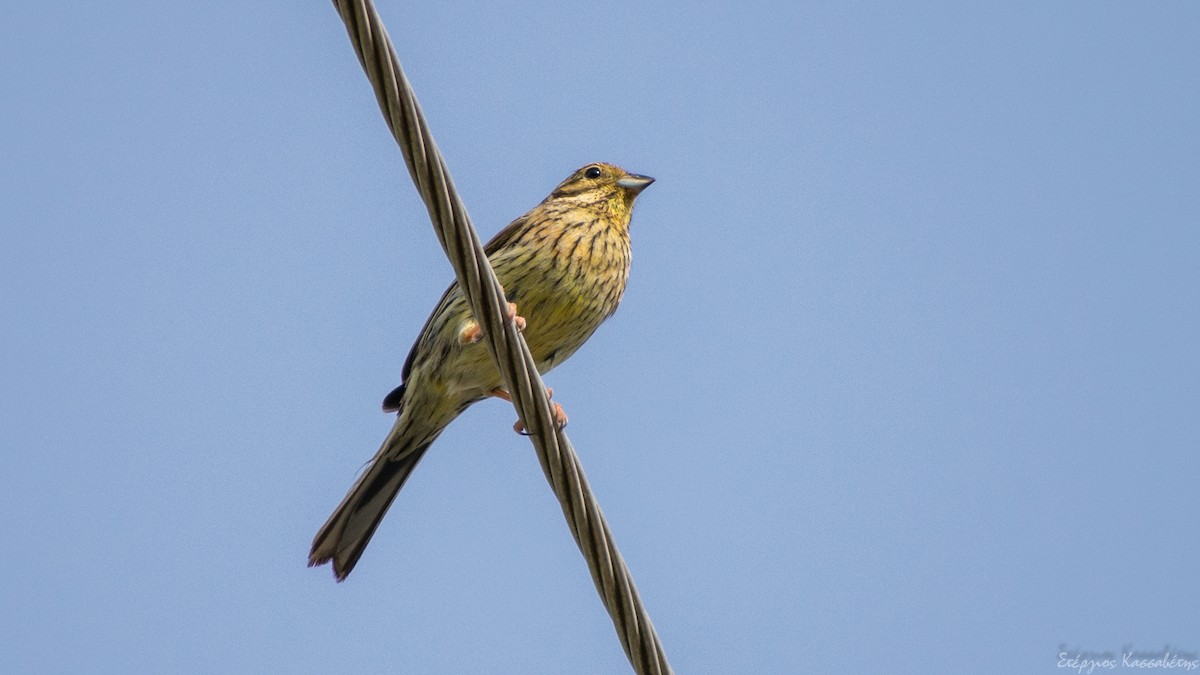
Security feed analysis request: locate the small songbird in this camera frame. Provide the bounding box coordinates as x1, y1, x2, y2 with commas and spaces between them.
310, 163, 654, 580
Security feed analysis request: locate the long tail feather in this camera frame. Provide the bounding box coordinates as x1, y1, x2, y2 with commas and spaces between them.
309, 420, 437, 581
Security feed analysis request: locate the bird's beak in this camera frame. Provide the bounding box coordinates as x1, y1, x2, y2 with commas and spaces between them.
617, 173, 655, 194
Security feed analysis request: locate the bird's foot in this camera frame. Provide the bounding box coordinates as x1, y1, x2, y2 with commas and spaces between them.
458, 319, 483, 345
488, 387, 567, 435
457, 302, 524, 345
506, 302, 526, 332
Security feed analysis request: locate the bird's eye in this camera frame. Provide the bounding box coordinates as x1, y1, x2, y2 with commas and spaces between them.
584, 166, 602, 179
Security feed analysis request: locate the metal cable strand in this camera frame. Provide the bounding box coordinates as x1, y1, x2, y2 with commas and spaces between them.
329, 1, 672, 672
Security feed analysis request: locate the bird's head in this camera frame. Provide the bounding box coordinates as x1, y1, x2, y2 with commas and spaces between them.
547, 163, 655, 217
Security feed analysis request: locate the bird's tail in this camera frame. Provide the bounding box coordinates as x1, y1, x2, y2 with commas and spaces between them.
309, 412, 445, 581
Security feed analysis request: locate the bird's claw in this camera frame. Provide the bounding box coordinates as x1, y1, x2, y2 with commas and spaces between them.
514, 401, 568, 436
490, 387, 565, 435
458, 319, 483, 345
458, 302, 524, 345
506, 301, 526, 332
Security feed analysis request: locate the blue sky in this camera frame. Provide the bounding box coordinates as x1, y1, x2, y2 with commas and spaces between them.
3, 2, 1198, 673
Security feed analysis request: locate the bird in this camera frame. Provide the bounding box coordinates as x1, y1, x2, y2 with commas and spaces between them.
309, 162, 654, 580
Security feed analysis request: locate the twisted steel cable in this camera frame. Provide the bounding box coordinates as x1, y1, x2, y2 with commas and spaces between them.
329, 1, 673, 672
